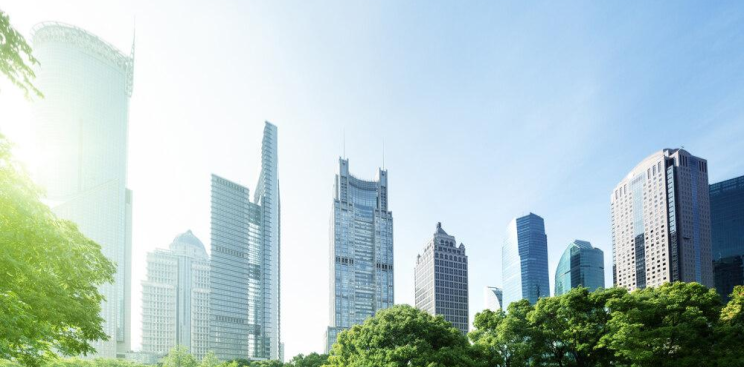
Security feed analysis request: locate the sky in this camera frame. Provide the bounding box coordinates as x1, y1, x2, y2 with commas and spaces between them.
2, 0, 744, 360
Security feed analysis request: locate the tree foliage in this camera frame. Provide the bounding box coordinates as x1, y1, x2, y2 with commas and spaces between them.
0, 132, 116, 366
286, 353, 327, 367
0, 10, 42, 98
162, 346, 198, 367
327, 304, 478, 367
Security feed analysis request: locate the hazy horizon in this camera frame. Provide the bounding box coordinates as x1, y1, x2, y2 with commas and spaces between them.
1, 0, 744, 360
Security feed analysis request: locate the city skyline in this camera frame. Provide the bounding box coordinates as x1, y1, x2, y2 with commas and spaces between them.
2, 0, 744, 360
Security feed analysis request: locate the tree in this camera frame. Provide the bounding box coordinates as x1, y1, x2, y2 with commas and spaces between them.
162, 346, 198, 367
200, 351, 220, 367
0, 10, 42, 98
470, 300, 535, 367
0, 132, 116, 366
287, 353, 327, 367
714, 285, 744, 366
600, 282, 722, 367
327, 304, 478, 367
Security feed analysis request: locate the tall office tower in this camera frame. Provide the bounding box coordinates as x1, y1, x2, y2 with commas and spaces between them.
484, 286, 504, 311
710, 175, 744, 302
209, 121, 281, 361
141, 231, 210, 359
326, 158, 394, 352
414, 223, 469, 334
611, 149, 713, 291
30, 22, 134, 358
502, 213, 550, 307
554, 240, 605, 296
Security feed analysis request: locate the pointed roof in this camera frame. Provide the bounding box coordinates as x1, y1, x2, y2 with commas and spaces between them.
435, 222, 449, 236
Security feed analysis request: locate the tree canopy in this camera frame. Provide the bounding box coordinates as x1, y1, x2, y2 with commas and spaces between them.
0, 10, 42, 98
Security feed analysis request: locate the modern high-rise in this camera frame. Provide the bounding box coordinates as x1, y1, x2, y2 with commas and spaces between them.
415, 223, 469, 334
210, 122, 281, 361
554, 240, 605, 296
141, 231, 210, 359
484, 286, 504, 311
502, 213, 550, 307
326, 158, 394, 352
611, 149, 713, 291
30, 22, 134, 358
710, 175, 744, 302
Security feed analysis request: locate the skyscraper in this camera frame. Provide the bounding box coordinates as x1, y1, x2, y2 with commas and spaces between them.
30, 22, 134, 358
611, 149, 713, 291
141, 231, 210, 359
415, 223, 469, 334
502, 213, 550, 307
210, 122, 281, 361
710, 175, 744, 302
326, 158, 393, 352
484, 286, 504, 311
554, 240, 605, 296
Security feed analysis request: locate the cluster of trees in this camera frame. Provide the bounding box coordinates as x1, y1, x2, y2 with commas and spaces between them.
327, 283, 744, 367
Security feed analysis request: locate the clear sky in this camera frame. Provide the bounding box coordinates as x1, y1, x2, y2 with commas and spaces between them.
1, 0, 744, 360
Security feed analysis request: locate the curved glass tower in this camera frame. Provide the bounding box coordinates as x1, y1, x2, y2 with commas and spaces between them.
554, 240, 605, 296
31, 22, 134, 358
326, 158, 393, 352
502, 213, 550, 307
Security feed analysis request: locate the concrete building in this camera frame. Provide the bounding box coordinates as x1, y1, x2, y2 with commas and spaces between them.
554, 240, 605, 296
611, 149, 713, 291
326, 158, 394, 352
30, 22, 134, 358
415, 223, 469, 334
502, 213, 550, 307
141, 231, 210, 359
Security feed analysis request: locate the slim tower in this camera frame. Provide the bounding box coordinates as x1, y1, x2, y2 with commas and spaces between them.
502, 213, 550, 307
709, 175, 744, 301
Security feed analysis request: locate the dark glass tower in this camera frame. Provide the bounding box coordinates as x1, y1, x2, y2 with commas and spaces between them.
554, 240, 605, 296
710, 175, 744, 302
502, 213, 550, 307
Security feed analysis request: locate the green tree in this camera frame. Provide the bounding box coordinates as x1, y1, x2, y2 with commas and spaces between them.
0, 10, 41, 98
200, 351, 220, 367
162, 346, 198, 367
327, 304, 477, 367
713, 285, 744, 366
600, 282, 721, 367
0, 132, 116, 366
287, 353, 327, 367
470, 300, 535, 367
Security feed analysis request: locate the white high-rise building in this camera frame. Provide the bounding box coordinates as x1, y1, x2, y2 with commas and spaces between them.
484, 286, 503, 311
210, 122, 281, 361
31, 22, 134, 358
141, 231, 210, 360
611, 149, 713, 291
326, 158, 394, 352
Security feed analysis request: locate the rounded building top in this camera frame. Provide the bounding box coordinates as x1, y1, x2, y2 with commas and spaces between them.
170, 230, 207, 259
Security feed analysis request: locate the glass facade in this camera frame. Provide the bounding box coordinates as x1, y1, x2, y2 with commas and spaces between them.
141, 231, 210, 359
209, 121, 281, 361
414, 223, 469, 334
484, 286, 503, 311
554, 240, 605, 296
326, 158, 393, 352
710, 175, 744, 302
502, 213, 550, 307
31, 22, 134, 358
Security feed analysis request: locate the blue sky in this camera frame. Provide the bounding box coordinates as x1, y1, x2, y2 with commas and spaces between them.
1, 0, 744, 359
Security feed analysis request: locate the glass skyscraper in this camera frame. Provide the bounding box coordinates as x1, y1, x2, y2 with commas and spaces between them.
210, 122, 281, 361
554, 240, 605, 296
414, 223, 469, 334
141, 231, 210, 360
611, 149, 713, 291
31, 22, 134, 358
710, 175, 744, 302
502, 213, 550, 307
326, 158, 394, 352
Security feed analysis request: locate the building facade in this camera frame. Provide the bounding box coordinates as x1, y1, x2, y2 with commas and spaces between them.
611, 149, 713, 291
415, 223, 469, 334
31, 22, 134, 358
710, 175, 744, 301
141, 231, 210, 359
554, 240, 605, 296
210, 122, 281, 361
502, 213, 550, 307
326, 158, 394, 352
484, 286, 504, 311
